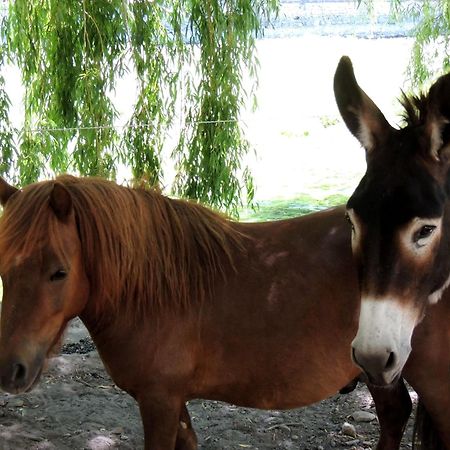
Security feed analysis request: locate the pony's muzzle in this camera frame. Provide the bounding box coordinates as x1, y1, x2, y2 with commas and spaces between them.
0, 354, 44, 394
0, 358, 27, 393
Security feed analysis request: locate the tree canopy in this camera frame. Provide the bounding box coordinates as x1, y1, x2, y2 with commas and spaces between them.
0, 0, 277, 215
2, 0, 450, 214
361, 0, 450, 86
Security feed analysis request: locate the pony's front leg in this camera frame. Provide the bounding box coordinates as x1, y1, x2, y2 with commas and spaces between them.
367, 378, 412, 450
175, 403, 197, 450
137, 393, 183, 450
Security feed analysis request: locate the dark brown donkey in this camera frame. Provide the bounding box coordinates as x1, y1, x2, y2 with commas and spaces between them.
0, 175, 443, 449
334, 56, 450, 449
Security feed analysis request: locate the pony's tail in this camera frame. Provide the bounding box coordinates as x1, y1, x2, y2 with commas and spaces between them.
413, 399, 446, 450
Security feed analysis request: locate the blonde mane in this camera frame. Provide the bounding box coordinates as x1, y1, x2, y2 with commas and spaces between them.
0, 175, 244, 318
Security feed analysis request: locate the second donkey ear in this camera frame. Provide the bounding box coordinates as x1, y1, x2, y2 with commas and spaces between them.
425, 72, 450, 162
334, 56, 393, 154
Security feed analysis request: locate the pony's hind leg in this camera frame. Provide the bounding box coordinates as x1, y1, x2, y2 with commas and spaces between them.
175, 404, 197, 450
368, 377, 412, 450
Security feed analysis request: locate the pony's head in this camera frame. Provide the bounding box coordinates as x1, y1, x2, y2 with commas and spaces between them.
334, 56, 450, 385
0, 179, 89, 393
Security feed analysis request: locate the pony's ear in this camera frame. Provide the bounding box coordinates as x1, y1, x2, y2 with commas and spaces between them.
424, 73, 450, 162
0, 177, 19, 206
334, 56, 392, 153
49, 182, 72, 221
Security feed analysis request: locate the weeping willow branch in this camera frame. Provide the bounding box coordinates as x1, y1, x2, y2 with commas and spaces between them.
0, 0, 278, 214
358, 0, 450, 87
173, 0, 277, 215
0, 28, 15, 180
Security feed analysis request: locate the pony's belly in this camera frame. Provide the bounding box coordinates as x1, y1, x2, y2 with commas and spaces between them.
193, 360, 360, 410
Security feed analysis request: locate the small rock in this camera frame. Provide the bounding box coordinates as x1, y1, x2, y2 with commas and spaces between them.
111, 427, 124, 435
291, 435, 299, 441
342, 422, 358, 438
9, 398, 24, 407
351, 411, 376, 423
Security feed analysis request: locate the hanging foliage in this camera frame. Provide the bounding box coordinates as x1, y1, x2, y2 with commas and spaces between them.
172, 0, 276, 214
0, 14, 15, 179
359, 0, 450, 86
0, 0, 278, 213
405, 0, 450, 85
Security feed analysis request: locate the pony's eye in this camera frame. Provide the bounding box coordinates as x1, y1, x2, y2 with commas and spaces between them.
414, 225, 436, 246
50, 270, 67, 282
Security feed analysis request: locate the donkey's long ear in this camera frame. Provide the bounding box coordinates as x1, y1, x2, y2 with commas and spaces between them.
334, 56, 392, 153
425, 73, 450, 162
0, 177, 18, 206
49, 182, 72, 221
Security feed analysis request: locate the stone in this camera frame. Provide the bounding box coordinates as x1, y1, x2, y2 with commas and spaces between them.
341, 422, 357, 438
351, 410, 377, 423
9, 398, 24, 408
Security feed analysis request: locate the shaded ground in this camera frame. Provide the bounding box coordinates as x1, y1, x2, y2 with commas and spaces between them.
0, 320, 417, 450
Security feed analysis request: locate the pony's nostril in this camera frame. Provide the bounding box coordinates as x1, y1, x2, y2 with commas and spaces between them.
11, 362, 26, 383
385, 351, 396, 371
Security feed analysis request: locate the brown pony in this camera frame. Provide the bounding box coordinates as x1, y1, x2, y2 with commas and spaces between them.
334, 57, 450, 449
0, 174, 443, 449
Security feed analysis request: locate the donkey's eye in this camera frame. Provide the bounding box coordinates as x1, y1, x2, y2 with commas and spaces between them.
50, 270, 67, 282
414, 225, 436, 245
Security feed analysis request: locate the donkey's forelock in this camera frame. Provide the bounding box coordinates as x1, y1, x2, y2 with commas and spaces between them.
399, 92, 428, 128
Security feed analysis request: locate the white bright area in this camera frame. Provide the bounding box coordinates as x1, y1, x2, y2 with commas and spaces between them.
243, 35, 414, 200
1, 5, 416, 203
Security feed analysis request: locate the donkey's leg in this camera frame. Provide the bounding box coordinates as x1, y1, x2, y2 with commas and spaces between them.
404, 303, 450, 449
368, 378, 412, 450
405, 373, 450, 448
137, 393, 181, 450
175, 403, 197, 450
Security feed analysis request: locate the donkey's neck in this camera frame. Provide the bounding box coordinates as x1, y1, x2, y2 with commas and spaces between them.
427, 202, 450, 304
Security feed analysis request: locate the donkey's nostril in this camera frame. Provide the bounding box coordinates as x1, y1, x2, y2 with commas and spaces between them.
351, 346, 358, 365
385, 351, 396, 371
11, 362, 26, 383
351, 346, 396, 381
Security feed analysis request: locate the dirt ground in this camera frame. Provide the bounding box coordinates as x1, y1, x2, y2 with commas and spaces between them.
0, 319, 417, 450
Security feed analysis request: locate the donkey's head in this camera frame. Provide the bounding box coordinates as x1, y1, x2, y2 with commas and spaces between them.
334, 56, 450, 385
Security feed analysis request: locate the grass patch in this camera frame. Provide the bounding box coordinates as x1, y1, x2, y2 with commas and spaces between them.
280, 129, 310, 138
241, 193, 348, 222
319, 115, 340, 128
